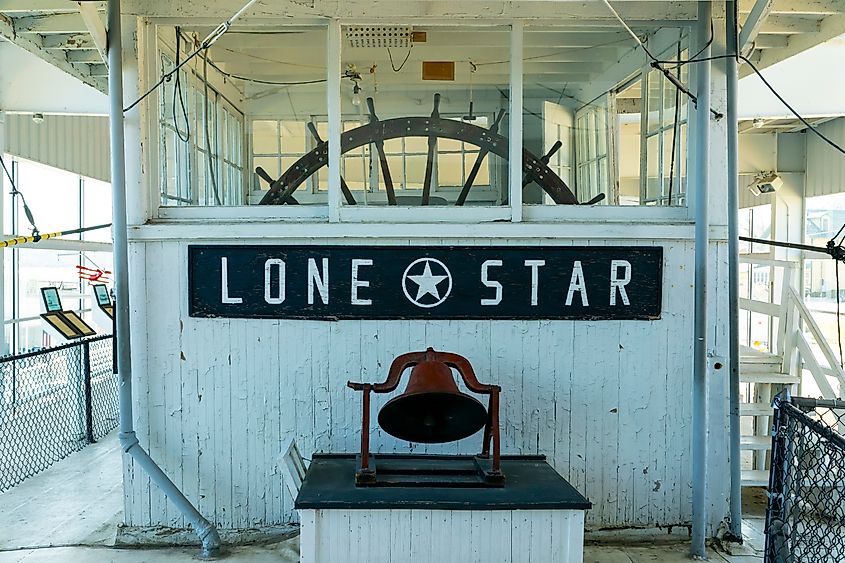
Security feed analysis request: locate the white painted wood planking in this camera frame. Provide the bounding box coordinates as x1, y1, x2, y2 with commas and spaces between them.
299, 508, 585, 563
125, 236, 729, 532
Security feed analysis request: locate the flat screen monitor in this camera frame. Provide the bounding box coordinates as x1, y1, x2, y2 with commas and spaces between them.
93, 284, 111, 307
41, 287, 62, 313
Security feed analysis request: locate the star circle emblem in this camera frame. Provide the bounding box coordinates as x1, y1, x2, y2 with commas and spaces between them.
402, 258, 453, 308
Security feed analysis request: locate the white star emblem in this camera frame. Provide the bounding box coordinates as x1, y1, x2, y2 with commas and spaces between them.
402, 258, 453, 308
408, 261, 448, 301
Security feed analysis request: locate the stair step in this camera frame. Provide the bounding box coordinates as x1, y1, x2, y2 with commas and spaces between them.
741, 469, 770, 488
741, 435, 772, 450
740, 403, 774, 416
740, 372, 800, 385
740, 362, 786, 373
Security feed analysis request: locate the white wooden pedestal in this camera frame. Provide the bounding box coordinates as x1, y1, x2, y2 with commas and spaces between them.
299, 508, 586, 563
295, 454, 590, 563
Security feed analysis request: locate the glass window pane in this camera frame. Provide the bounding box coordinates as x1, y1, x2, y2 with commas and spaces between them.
438, 153, 463, 188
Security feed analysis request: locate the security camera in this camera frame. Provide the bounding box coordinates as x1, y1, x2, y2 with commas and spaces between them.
747, 172, 782, 196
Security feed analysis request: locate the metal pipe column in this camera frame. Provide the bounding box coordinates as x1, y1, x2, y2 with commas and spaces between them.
108, 1, 221, 557
726, 0, 743, 542
692, 1, 712, 558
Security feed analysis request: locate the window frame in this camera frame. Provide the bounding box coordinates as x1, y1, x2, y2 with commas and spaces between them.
150, 19, 700, 225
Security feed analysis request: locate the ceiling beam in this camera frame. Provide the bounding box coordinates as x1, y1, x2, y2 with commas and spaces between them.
759, 14, 823, 33
121, 0, 697, 21
77, 1, 107, 64
745, 13, 845, 75
41, 32, 97, 49
740, 0, 845, 15
0, 0, 97, 12
750, 34, 789, 47
14, 13, 88, 34
66, 49, 102, 63
0, 13, 103, 92
739, 0, 776, 52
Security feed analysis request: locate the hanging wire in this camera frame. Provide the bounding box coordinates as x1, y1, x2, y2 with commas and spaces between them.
387, 45, 412, 72
173, 28, 192, 143
123, 0, 260, 113
600, 0, 722, 119
0, 155, 39, 236
667, 39, 683, 205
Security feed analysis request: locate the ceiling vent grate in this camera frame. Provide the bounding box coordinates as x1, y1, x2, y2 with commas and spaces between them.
345, 26, 411, 49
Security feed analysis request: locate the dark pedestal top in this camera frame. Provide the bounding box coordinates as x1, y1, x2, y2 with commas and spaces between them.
294, 454, 592, 511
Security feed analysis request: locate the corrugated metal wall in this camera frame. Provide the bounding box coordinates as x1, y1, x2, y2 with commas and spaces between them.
807, 118, 845, 198
5, 114, 110, 182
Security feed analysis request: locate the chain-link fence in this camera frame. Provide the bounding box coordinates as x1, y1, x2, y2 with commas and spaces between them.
765, 394, 845, 563
0, 335, 116, 492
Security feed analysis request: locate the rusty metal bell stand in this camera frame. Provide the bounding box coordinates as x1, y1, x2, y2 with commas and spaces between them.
348, 347, 503, 486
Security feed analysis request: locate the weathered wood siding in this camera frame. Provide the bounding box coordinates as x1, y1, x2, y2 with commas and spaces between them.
299, 508, 586, 563
123, 235, 730, 531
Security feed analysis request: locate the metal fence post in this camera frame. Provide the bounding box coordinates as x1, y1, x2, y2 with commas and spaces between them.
83, 340, 94, 444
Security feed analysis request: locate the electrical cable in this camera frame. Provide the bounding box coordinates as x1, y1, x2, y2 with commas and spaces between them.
387, 45, 412, 72
205, 58, 329, 86
0, 154, 39, 235
667, 40, 682, 205
123, 0, 260, 113
601, 0, 722, 119
173, 28, 191, 143
651, 48, 845, 157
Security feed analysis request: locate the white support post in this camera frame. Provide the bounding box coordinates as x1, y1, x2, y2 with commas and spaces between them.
327, 20, 341, 223
509, 20, 523, 221
691, 1, 712, 558
0, 112, 5, 356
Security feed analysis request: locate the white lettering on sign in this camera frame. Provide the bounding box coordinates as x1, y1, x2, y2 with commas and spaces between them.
524, 260, 546, 306
220, 257, 243, 304
610, 259, 632, 306
351, 259, 372, 305
565, 260, 589, 306
308, 258, 330, 305
480, 260, 503, 306
264, 259, 286, 304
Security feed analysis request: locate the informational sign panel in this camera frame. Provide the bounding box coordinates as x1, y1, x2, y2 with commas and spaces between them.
188, 245, 663, 320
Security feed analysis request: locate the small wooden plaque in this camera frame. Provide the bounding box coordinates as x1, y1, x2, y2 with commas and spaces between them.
422, 61, 455, 81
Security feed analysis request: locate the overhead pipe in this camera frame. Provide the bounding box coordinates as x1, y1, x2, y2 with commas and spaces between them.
726, 0, 744, 542
691, 1, 712, 558
107, 1, 222, 557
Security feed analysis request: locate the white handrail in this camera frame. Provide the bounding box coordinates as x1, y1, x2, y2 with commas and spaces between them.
738, 256, 844, 399
786, 287, 845, 388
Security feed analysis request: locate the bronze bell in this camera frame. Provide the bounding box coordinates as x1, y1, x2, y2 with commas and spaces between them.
378, 354, 488, 444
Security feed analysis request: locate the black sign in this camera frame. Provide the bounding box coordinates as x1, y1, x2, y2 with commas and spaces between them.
188, 245, 663, 320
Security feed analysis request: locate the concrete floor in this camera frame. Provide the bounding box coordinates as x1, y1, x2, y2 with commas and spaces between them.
0, 432, 765, 562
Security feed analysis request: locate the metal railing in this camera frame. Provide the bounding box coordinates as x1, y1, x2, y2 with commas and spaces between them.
0, 335, 117, 492
766, 394, 845, 562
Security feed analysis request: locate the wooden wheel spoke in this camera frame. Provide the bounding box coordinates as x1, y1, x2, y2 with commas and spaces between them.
255, 166, 299, 204
456, 150, 489, 206
421, 94, 441, 206
367, 98, 397, 205
306, 122, 357, 205
456, 109, 505, 206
